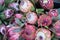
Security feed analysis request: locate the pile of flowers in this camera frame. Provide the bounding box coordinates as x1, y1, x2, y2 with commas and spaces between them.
0, 0, 60, 40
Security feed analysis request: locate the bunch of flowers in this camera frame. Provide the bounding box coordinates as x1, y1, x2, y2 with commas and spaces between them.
0, 0, 60, 40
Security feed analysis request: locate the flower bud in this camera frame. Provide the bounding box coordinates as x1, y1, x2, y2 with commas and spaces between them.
48, 9, 58, 17
14, 13, 23, 19
38, 14, 52, 26
8, 3, 19, 11
4, 9, 14, 19
26, 12, 38, 24
22, 23, 36, 40
39, 0, 54, 10
53, 20, 60, 37
19, 0, 33, 12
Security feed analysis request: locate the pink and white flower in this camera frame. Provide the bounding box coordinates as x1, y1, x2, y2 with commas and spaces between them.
22, 23, 36, 40
53, 20, 60, 37
0, 24, 6, 35
7, 25, 22, 40
8, 3, 19, 11
19, 0, 33, 12
14, 13, 23, 19
39, 0, 54, 10
26, 12, 38, 24
48, 9, 58, 17
35, 28, 51, 40
38, 14, 52, 26
4, 9, 14, 18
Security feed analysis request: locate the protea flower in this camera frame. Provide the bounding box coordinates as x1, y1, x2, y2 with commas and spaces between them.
0, 0, 4, 5
14, 13, 23, 19
38, 14, 52, 26
26, 12, 38, 24
19, 0, 33, 12
39, 0, 54, 10
0, 24, 6, 35
53, 20, 60, 37
7, 25, 22, 40
48, 9, 58, 17
7, 26, 21, 36
21, 23, 36, 40
8, 3, 19, 11
35, 28, 51, 40
4, 9, 14, 19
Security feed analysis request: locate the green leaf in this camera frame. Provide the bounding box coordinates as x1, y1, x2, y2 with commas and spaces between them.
51, 35, 58, 40
0, 12, 6, 20
0, 5, 5, 11
45, 26, 48, 29
30, 0, 35, 4
31, 6, 35, 11
5, 0, 15, 6
15, 18, 24, 27
0, 20, 2, 25
36, 9, 44, 14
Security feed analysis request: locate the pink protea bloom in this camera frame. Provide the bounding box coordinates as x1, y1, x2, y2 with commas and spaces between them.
6, 25, 24, 40
48, 9, 58, 17
7, 27, 21, 37
26, 12, 38, 24
19, 0, 33, 12
14, 13, 23, 19
35, 28, 51, 40
22, 23, 36, 40
39, 0, 54, 10
9, 33, 20, 40
8, 3, 19, 11
38, 14, 52, 26
53, 20, 60, 37
0, 24, 6, 35
4, 9, 14, 18
0, 0, 4, 5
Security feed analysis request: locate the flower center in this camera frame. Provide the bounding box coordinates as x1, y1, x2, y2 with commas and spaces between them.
27, 13, 34, 21
25, 29, 32, 35
37, 32, 46, 40
21, 1, 27, 9
42, 20, 48, 25
39, 36, 43, 40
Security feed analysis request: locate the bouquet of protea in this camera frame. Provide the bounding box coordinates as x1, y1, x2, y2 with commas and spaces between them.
0, 0, 60, 40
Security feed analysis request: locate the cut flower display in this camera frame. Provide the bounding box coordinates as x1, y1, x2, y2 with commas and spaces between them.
0, 0, 60, 40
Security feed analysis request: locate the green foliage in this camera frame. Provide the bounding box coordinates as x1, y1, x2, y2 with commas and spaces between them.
45, 26, 48, 29
0, 5, 6, 11
31, 6, 35, 11
15, 18, 24, 27
36, 9, 44, 14
4, 0, 15, 7
0, 20, 2, 25
0, 12, 6, 20
51, 35, 58, 40
30, 0, 35, 4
